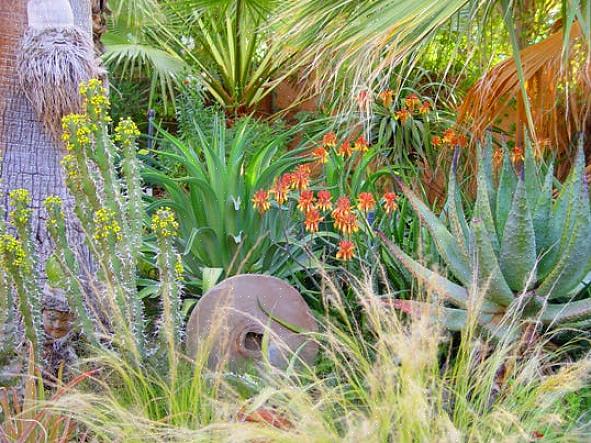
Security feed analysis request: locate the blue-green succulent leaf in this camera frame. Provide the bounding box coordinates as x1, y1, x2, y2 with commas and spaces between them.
379, 232, 501, 313
499, 179, 537, 292
471, 219, 514, 307
396, 179, 472, 286
496, 145, 517, 238
537, 178, 591, 299
532, 160, 554, 255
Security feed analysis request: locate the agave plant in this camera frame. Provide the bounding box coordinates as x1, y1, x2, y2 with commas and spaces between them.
380, 136, 591, 336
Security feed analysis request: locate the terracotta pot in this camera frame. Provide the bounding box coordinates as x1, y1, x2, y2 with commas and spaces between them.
185, 274, 318, 371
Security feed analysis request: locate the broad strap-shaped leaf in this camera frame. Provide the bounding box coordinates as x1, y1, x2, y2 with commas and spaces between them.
396, 179, 471, 286
496, 146, 517, 238
532, 160, 554, 255
537, 178, 591, 299
471, 219, 514, 307
444, 149, 469, 256
474, 147, 500, 253
499, 179, 537, 292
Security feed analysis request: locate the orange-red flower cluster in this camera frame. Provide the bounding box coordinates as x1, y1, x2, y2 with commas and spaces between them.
313, 146, 328, 164
395, 109, 411, 124
304, 208, 323, 233
332, 196, 358, 235
271, 173, 292, 205
322, 131, 337, 147
337, 140, 353, 158
383, 192, 398, 214
353, 136, 369, 153
336, 240, 355, 261
317, 190, 332, 211
298, 190, 316, 213
404, 94, 421, 112
378, 89, 393, 108
434, 128, 468, 149
291, 164, 311, 191
252, 190, 270, 214
357, 192, 376, 213
418, 101, 431, 114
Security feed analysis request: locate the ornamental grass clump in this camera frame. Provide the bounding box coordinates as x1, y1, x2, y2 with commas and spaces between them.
381, 135, 591, 337
45, 274, 591, 441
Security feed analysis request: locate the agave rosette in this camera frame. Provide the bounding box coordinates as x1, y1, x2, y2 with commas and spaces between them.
381, 136, 591, 336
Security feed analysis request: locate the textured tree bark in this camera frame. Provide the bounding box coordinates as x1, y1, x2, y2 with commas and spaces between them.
0, 0, 93, 277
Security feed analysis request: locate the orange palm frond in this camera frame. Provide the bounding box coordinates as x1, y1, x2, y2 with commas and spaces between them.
458, 21, 589, 153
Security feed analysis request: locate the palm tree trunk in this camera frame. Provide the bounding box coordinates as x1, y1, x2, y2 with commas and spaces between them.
0, 0, 94, 276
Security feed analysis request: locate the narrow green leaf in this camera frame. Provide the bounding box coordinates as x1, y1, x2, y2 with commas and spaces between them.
523, 136, 541, 205
445, 149, 469, 256
532, 160, 554, 255
540, 298, 591, 325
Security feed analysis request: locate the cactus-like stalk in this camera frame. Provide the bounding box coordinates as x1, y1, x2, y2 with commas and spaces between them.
0, 79, 188, 371
152, 208, 184, 375
381, 136, 591, 335
0, 190, 44, 361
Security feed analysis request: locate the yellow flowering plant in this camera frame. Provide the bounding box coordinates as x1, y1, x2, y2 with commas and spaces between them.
0, 79, 186, 368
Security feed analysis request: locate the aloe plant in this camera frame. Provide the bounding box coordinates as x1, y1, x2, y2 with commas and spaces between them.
380, 136, 591, 336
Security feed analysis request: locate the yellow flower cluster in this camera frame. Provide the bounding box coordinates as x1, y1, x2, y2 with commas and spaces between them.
79, 78, 105, 96
44, 195, 63, 209
9, 189, 32, 226
44, 196, 63, 229
0, 234, 27, 269
9, 188, 31, 205
61, 113, 92, 151
79, 79, 111, 123
151, 208, 179, 238
93, 208, 123, 242
115, 118, 141, 146
61, 155, 78, 180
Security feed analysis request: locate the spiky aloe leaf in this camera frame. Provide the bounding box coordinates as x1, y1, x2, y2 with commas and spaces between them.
539, 144, 586, 278
390, 299, 470, 331
523, 137, 541, 205
539, 298, 591, 325
444, 149, 469, 256
532, 160, 554, 255
537, 179, 591, 299
475, 146, 500, 253
471, 219, 514, 307
396, 179, 471, 286
481, 133, 496, 213
379, 232, 502, 313
499, 179, 537, 292
496, 146, 517, 238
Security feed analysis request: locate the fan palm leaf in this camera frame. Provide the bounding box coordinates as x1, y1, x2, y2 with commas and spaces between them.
458, 20, 590, 155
